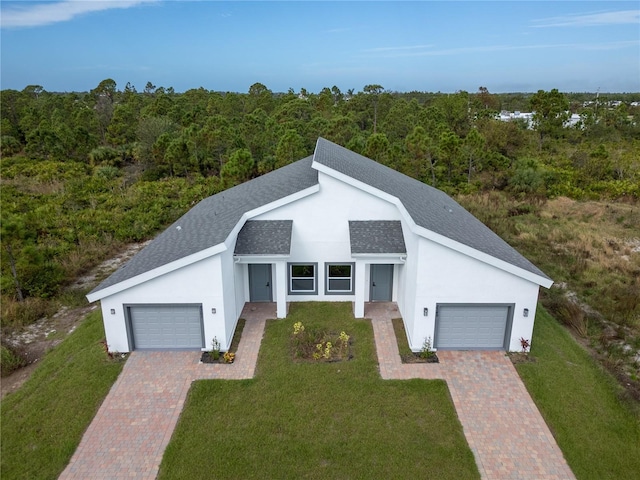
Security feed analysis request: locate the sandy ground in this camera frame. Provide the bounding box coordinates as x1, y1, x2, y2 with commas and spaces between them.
1, 241, 150, 399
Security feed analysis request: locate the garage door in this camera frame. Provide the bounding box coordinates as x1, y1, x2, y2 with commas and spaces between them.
128, 305, 204, 349
434, 305, 510, 350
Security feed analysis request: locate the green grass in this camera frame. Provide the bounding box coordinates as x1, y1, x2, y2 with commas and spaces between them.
517, 306, 640, 480
0, 311, 125, 480
159, 302, 479, 479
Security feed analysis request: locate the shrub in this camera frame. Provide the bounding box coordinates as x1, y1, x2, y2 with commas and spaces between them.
290, 321, 351, 361
210, 337, 221, 360
418, 336, 435, 359
0, 343, 27, 377
0, 297, 57, 329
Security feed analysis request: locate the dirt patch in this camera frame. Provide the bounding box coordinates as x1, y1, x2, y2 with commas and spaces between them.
1, 241, 148, 399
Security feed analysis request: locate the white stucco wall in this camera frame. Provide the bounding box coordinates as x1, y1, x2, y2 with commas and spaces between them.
98, 255, 228, 352
409, 237, 540, 351
97, 166, 545, 354
254, 172, 405, 303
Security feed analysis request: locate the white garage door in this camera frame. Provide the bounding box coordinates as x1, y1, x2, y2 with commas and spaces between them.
434, 305, 510, 350
128, 305, 204, 349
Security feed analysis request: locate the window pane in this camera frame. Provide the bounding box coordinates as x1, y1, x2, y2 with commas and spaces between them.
328, 278, 351, 291
329, 265, 351, 277
292, 278, 314, 291
292, 265, 314, 277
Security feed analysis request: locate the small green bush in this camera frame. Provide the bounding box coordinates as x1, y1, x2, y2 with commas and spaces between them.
0, 344, 27, 377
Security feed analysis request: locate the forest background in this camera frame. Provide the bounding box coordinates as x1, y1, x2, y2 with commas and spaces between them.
1, 81, 639, 394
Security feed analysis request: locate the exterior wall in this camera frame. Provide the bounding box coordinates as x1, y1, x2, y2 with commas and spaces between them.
98, 256, 227, 352
254, 172, 404, 303
409, 238, 540, 351
396, 220, 420, 332
220, 248, 240, 349
98, 167, 544, 353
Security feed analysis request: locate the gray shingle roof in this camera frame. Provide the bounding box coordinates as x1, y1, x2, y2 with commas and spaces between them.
91, 137, 549, 297
234, 220, 293, 255
314, 138, 549, 279
349, 221, 406, 254
90, 156, 316, 294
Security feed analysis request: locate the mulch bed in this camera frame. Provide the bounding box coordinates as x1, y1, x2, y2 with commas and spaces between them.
400, 352, 440, 364
200, 352, 234, 364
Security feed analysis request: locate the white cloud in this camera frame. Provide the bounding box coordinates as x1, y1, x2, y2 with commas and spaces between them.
1, 0, 158, 28
532, 9, 640, 28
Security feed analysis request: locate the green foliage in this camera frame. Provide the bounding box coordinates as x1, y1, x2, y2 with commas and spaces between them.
1, 135, 22, 156
160, 303, 478, 479
508, 157, 547, 196
221, 148, 255, 187
418, 336, 435, 359
0, 344, 27, 377
517, 307, 640, 480
0, 311, 124, 479
1, 82, 638, 325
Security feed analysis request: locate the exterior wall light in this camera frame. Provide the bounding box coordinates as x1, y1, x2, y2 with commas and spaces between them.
110, 308, 116, 315
211, 308, 216, 314
423, 307, 428, 316
523, 308, 529, 317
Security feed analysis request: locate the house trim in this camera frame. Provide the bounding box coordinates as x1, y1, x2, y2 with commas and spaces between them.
314, 161, 551, 288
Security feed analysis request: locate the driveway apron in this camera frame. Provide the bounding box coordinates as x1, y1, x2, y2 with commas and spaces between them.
59, 303, 272, 480
367, 302, 575, 480
62, 302, 574, 480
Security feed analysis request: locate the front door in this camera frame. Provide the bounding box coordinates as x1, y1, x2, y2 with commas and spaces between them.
370, 264, 393, 301
249, 264, 272, 302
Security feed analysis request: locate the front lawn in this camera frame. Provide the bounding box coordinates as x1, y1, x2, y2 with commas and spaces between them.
516, 307, 640, 480
159, 302, 479, 479
0, 311, 124, 480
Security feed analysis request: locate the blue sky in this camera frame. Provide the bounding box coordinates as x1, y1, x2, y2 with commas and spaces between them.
1, 1, 638, 93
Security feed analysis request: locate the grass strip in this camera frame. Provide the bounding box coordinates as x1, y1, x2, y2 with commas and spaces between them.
0, 311, 124, 480
516, 306, 640, 480
159, 302, 478, 479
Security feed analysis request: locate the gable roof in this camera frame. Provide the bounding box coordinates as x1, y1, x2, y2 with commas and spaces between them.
313, 138, 549, 280
349, 221, 406, 254
90, 137, 550, 299
89, 156, 316, 295
234, 220, 293, 255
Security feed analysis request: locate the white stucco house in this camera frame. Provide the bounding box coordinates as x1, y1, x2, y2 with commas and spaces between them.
87, 138, 552, 353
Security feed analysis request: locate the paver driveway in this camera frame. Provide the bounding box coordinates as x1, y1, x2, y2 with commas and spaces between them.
59, 303, 273, 480
367, 302, 575, 480
61, 302, 575, 480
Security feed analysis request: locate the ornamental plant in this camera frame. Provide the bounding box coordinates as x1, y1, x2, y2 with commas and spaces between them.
419, 336, 435, 359
210, 337, 221, 360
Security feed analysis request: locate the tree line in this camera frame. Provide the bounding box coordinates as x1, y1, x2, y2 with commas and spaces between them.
1, 80, 639, 322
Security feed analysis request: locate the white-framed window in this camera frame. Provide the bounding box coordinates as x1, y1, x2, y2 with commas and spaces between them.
325, 263, 355, 295
288, 263, 317, 295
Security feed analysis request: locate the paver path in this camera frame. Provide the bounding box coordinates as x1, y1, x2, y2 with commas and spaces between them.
62, 302, 574, 480
366, 302, 576, 480
59, 303, 273, 480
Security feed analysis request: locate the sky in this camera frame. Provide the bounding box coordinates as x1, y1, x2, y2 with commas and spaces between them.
1, 1, 639, 94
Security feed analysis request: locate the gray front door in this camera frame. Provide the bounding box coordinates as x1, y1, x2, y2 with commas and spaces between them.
249, 264, 272, 302
370, 264, 393, 301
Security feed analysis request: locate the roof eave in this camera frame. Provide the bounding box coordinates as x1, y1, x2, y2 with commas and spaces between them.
314, 160, 552, 288
86, 243, 228, 302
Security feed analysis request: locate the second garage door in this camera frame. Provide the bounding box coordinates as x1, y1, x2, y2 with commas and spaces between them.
434, 305, 511, 350
128, 305, 204, 350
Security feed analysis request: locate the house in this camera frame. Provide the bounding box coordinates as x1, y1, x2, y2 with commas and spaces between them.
87, 138, 552, 353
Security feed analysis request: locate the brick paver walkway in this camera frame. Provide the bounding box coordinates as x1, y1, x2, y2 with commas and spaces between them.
366, 302, 576, 480
59, 303, 274, 480
61, 301, 574, 480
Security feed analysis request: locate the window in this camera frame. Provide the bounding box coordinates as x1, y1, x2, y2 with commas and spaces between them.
326, 263, 355, 295
288, 263, 317, 295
